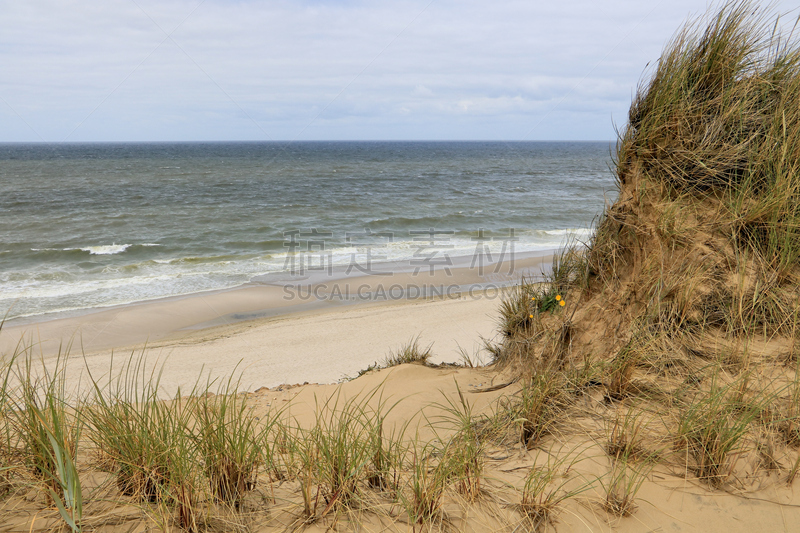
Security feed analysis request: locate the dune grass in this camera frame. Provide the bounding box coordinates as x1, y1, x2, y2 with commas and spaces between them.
600, 0, 800, 338
515, 449, 596, 530
483, 0, 800, 512
430, 384, 485, 502
674, 373, 775, 485
346, 335, 436, 381
304, 388, 397, 516
11, 353, 84, 531
383, 335, 433, 367
602, 448, 653, 518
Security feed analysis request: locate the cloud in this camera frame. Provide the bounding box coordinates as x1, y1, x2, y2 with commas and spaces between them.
0, 0, 796, 141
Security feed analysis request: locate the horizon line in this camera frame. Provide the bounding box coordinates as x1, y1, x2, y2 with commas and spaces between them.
0, 138, 615, 145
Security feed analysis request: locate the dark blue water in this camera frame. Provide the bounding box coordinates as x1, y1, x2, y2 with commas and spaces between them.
0, 141, 616, 319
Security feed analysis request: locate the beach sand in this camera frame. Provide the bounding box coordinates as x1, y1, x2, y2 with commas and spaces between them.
0, 252, 551, 395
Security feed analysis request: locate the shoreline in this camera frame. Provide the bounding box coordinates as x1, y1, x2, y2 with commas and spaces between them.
4, 248, 557, 328
0, 251, 552, 395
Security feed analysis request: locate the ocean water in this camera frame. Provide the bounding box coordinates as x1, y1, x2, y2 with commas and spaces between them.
0, 141, 617, 321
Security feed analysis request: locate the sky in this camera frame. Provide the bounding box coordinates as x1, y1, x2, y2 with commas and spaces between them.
0, 0, 797, 142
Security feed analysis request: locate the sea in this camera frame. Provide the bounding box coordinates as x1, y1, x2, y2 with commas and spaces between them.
0, 141, 617, 322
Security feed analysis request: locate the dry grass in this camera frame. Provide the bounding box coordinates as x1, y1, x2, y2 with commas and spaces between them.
383, 336, 433, 367
484, 0, 800, 513
514, 449, 596, 530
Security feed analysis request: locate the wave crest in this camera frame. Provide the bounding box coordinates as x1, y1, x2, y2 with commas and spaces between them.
79, 244, 132, 255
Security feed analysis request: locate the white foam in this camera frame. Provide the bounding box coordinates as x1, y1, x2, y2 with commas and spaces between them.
32, 243, 158, 255
79, 244, 131, 255
262, 230, 593, 271
541, 228, 592, 238
5, 228, 597, 320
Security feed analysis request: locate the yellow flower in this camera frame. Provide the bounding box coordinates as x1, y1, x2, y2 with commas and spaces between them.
555, 294, 562, 301
529, 314, 533, 318
531, 297, 535, 300
559, 300, 566, 307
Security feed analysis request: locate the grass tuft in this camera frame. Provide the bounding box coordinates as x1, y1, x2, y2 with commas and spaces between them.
603, 450, 652, 518
515, 450, 595, 529
383, 335, 433, 367
193, 375, 277, 509
675, 373, 771, 486
400, 442, 450, 526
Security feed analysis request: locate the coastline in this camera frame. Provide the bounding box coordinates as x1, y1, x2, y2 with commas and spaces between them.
0, 250, 552, 395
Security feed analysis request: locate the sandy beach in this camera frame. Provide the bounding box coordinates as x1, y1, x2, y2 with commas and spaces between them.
0, 251, 552, 395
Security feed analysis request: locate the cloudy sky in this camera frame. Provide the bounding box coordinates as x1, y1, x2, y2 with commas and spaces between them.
0, 1, 796, 142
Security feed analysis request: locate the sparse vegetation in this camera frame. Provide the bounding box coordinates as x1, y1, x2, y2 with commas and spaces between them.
674, 373, 772, 486
602, 448, 653, 517
515, 450, 595, 530
383, 335, 433, 367
605, 407, 648, 461
305, 389, 396, 515
433, 384, 484, 502
399, 441, 451, 526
